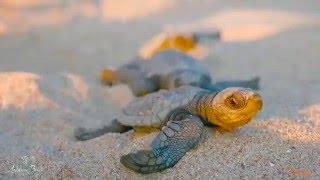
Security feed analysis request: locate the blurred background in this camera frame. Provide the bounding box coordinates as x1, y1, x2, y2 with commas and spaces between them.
1, 0, 320, 117
0, 0, 319, 179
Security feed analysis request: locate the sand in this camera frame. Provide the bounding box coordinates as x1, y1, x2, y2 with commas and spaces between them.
0, 0, 319, 179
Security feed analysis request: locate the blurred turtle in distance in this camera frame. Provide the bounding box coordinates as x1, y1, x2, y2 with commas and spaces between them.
100, 49, 260, 97
139, 30, 221, 59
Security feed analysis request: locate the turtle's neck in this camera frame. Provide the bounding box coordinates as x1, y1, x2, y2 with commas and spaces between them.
186, 91, 219, 123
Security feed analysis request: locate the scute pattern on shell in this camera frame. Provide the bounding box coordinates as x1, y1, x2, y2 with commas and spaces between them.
117, 86, 206, 127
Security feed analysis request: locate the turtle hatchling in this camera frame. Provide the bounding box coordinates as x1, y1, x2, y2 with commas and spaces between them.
75, 86, 263, 174
101, 49, 260, 97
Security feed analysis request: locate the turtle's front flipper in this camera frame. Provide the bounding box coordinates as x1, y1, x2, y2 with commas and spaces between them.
120, 115, 204, 174
207, 77, 260, 92
75, 119, 132, 141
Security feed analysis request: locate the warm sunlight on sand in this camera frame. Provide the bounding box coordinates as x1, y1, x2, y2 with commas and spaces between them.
299, 104, 320, 125
254, 118, 320, 143
0, 0, 174, 33
0, 72, 56, 109
1, 0, 58, 8
0, 1, 98, 32
170, 8, 320, 42
0, 22, 8, 35
101, 0, 174, 22
299, 104, 320, 116
64, 73, 89, 103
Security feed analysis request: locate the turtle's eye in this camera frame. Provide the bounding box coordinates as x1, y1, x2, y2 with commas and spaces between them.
225, 93, 245, 109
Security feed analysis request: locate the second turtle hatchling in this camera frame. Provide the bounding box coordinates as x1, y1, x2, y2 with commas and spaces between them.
101, 49, 260, 96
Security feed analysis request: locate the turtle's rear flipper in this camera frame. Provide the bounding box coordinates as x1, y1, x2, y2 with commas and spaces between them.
75, 119, 132, 141
120, 116, 204, 174
208, 77, 260, 92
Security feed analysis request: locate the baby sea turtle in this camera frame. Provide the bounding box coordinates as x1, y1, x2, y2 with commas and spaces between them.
101, 49, 260, 96
75, 86, 262, 174
139, 30, 221, 58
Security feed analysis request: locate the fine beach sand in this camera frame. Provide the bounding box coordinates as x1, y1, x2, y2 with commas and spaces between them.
0, 0, 319, 179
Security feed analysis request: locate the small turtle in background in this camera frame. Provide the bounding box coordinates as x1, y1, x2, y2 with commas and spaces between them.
101, 49, 260, 96
139, 30, 221, 59
75, 86, 263, 174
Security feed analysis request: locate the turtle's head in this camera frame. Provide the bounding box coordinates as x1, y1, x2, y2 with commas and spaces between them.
100, 69, 119, 86
209, 87, 262, 130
